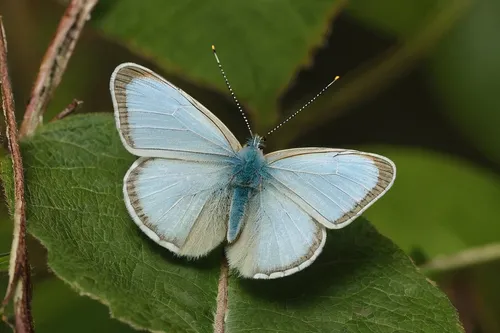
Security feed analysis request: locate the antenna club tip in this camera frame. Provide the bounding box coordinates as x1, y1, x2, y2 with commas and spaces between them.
335, 75, 340, 80
211, 45, 216, 51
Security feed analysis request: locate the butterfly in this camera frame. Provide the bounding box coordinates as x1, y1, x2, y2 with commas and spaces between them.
110, 50, 396, 279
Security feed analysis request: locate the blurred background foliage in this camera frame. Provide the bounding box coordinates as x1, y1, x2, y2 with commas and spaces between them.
0, 0, 499, 332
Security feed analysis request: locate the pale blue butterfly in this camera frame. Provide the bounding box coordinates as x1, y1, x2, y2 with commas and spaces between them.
110, 47, 396, 279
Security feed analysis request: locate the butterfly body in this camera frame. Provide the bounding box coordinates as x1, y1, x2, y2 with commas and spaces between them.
111, 63, 396, 279
228, 136, 267, 242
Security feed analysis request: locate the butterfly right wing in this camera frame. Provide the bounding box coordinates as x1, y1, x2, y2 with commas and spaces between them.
265, 148, 396, 229
111, 63, 241, 161
124, 157, 234, 257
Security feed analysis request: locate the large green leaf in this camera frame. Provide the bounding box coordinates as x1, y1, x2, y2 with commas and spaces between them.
1, 115, 463, 332
92, 0, 344, 131
227, 220, 462, 333
365, 147, 500, 260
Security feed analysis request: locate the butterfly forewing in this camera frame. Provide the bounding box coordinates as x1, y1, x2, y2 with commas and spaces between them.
111, 63, 241, 161
265, 148, 396, 229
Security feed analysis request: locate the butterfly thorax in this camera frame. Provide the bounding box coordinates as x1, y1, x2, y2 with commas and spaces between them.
227, 136, 267, 243
231, 140, 267, 189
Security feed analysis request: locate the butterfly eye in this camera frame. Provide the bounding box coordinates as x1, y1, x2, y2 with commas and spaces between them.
258, 136, 266, 149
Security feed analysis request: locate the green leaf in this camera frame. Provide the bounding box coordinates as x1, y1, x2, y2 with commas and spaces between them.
92, 0, 344, 131
2, 116, 221, 332
428, 0, 500, 163
365, 147, 500, 261
1, 114, 463, 332
227, 220, 462, 332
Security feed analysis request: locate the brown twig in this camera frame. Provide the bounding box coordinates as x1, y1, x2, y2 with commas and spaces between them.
0, 17, 34, 333
50, 99, 83, 122
19, 0, 98, 137
214, 257, 229, 333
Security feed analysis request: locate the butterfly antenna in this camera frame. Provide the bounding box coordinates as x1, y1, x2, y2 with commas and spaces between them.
266, 76, 340, 136
212, 45, 253, 136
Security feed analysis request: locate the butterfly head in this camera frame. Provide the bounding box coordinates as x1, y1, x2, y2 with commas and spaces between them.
246, 135, 265, 150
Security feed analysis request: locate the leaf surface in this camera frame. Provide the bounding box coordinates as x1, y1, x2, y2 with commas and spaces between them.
1, 115, 463, 332
92, 0, 345, 131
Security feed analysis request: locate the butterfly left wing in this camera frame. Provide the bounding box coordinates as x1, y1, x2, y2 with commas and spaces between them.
111, 63, 241, 162
226, 184, 326, 279
265, 148, 396, 229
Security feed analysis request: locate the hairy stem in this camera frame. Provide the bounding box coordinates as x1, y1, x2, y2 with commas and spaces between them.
214, 257, 229, 333
0, 17, 34, 333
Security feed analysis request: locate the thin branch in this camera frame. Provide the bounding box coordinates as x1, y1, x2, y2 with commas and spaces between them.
214, 257, 229, 333
19, 0, 99, 137
0, 17, 34, 333
50, 99, 82, 122
420, 243, 500, 275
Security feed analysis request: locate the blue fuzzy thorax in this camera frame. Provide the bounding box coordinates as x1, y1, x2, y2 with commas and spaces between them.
227, 135, 267, 243
232, 136, 267, 188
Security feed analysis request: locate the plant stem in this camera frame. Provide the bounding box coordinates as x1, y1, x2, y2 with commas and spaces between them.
421, 243, 500, 275
214, 257, 229, 333
19, 0, 98, 137
0, 17, 34, 333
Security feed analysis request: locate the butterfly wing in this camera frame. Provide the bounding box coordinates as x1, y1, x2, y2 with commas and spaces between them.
226, 148, 395, 278
265, 148, 396, 229
125, 157, 233, 257
111, 63, 241, 161
111, 63, 241, 256
226, 184, 326, 279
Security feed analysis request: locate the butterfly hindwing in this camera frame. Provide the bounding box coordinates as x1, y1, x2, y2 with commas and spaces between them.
265, 148, 396, 229
111, 63, 241, 161
226, 184, 326, 279
124, 157, 233, 257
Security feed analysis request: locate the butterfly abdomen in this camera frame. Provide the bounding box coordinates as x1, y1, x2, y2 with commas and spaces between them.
227, 143, 267, 243
227, 186, 251, 243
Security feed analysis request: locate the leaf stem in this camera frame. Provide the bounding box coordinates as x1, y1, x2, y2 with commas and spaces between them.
214, 257, 229, 333
19, 0, 98, 137
0, 17, 34, 333
50, 99, 83, 122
